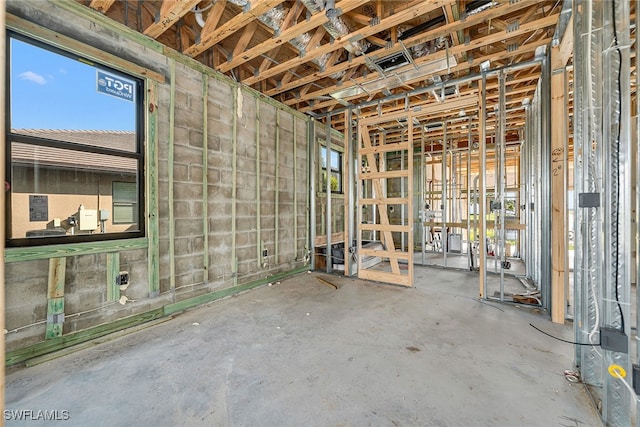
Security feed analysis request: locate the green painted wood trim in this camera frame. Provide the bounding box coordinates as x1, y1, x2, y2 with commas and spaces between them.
164, 266, 309, 316
45, 257, 66, 339
168, 60, 176, 291
45, 297, 64, 340
146, 79, 160, 296
106, 253, 120, 302
275, 110, 280, 263
53, 0, 165, 54
202, 74, 209, 277
232, 84, 238, 285
6, 13, 164, 83
293, 116, 298, 258
5, 238, 148, 263
256, 99, 262, 266
6, 308, 165, 366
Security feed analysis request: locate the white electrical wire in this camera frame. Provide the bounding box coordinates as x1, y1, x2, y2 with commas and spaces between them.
611, 369, 639, 400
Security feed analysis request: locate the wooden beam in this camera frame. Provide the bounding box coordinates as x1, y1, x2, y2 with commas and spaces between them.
478, 79, 486, 299
218, 0, 368, 73
293, 12, 557, 107
266, 0, 535, 96
218, 0, 368, 72
231, 20, 259, 60
184, 0, 284, 58
45, 258, 66, 339
143, 0, 201, 39
551, 15, 573, 70
89, 0, 116, 14
195, 0, 227, 49
243, 0, 454, 86
550, 44, 570, 324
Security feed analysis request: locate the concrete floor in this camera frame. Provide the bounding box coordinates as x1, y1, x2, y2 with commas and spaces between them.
6, 267, 601, 427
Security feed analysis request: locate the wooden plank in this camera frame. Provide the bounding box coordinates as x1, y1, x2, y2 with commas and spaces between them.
202, 74, 210, 277
552, 15, 573, 70
343, 110, 350, 276
168, 61, 176, 290
478, 80, 486, 299
45, 258, 66, 339
89, 0, 116, 14
270, 0, 539, 97
243, 0, 453, 86
359, 248, 410, 259
360, 223, 410, 233
147, 79, 160, 296
106, 252, 120, 302
358, 95, 479, 126
218, 0, 367, 73
184, 0, 285, 58
143, 0, 201, 39
315, 231, 345, 247
360, 170, 409, 180
231, 20, 259, 60
360, 198, 409, 205
198, 0, 228, 45
359, 127, 400, 274
550, 49, 567, 324
359, 142, 413, 155
6, 14, 165, 83
5, 238, 148, 263
359, 269, 411, 287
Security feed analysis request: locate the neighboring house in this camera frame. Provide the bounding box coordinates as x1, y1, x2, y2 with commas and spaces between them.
9, 129, 138, 239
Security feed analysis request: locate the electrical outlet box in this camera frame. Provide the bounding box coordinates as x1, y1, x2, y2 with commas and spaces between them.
633, 365, 640, 395
579, 192, 600, 208
116, 271, 129, 286
600, 326, 628, 353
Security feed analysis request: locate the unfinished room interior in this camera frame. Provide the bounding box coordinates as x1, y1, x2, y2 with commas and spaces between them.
3, 0, 640, 425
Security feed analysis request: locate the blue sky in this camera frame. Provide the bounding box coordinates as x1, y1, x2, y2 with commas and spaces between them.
10, 37, 137, 131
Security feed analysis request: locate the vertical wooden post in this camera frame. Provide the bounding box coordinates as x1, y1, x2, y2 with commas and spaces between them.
147, 79, 160, 296
478, 78, 487, 298
550, 65, 567, 323
46, 258, 66, 339
550, 17, 572, 323
343, 110, 350, 276
202, 74, 209, 278
106, 252, 120, 302
168, 60, 176, 291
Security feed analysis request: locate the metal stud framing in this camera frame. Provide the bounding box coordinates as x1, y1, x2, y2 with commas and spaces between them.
574, 0, 632, 424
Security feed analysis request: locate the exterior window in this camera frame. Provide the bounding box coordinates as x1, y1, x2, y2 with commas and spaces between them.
6, 33, 144, 246
320, 146, 342, 193
112, 182, 138, 224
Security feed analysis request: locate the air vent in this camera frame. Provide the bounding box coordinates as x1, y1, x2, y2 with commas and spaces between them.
374, 51, 411, 72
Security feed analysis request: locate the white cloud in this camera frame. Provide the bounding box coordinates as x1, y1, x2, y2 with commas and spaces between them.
18, 71, 47, 85
59, 68, 67, 75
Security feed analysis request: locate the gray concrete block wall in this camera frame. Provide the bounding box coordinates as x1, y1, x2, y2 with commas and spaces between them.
4, 0, 312, 356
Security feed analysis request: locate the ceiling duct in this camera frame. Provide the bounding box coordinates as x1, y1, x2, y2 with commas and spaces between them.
374, 51, 412, 73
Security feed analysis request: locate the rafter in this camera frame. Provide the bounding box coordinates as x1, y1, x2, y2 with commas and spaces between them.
265, 0, 540, 98
231, 20, 259, 60
143, 0, 201, 39
184, 0, 285, 58
243, 0, 455, 87
218, 0, 368, 73
89, 0, 115, 14
291, 13, 558, 109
